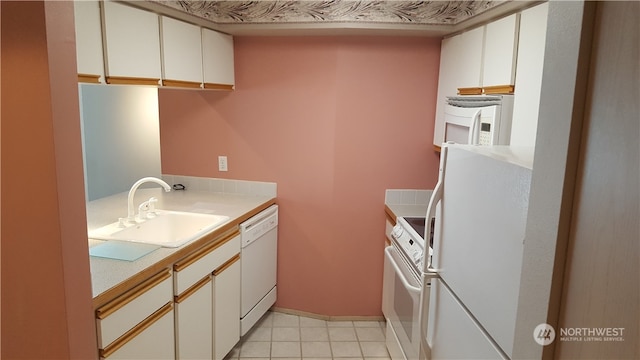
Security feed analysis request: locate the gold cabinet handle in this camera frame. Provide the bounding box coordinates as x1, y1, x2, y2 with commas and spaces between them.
213, 254, 240, 276
105, 76, 160, 86
100, 302, 173, 358
173, 230, 239, 272
96, 270, 171, 320
203, 83, 234, 91
174, 276, 212, 304
162, 79, 203, 89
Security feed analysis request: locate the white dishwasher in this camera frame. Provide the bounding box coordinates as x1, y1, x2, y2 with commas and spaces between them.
240, 204, 278, 336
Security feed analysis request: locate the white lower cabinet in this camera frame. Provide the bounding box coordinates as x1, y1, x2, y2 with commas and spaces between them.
173, 232, 241, 360
213, 256, 241, 360
175, 277, 213, 360
95, 232, 243, 359
96, 270, 174, 359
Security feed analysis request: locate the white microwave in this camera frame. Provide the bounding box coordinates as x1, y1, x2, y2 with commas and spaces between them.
443, 95, 514, 145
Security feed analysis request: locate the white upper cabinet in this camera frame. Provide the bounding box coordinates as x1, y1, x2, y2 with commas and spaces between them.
202, 28, 235, 89
482, 14, 519, 88
510, 2, 549, 146
441, 26, 484, 91
73, 1, 104, 83
432, 11, 534, 148
433, 26, 484, 147
102, 1, 162, 85
75, 1, 234, 90
160, 16, 203, 88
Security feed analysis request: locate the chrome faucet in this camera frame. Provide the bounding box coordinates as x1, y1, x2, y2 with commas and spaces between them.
127, 177, 171, 222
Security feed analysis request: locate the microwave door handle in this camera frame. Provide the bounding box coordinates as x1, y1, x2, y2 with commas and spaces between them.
468, 110, 482, 145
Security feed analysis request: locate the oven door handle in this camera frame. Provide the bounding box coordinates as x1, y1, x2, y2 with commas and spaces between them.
384, 247, 420, 294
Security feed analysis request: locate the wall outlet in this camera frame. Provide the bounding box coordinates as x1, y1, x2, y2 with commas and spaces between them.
218, 156, 228, 172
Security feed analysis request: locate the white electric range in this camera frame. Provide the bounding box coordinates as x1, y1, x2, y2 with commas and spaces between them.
383, 215, 434, 360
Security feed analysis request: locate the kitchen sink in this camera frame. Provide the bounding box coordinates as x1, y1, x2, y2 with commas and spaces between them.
89, 210, 230, 248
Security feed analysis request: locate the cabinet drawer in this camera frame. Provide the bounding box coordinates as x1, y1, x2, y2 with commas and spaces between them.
101, 303, 175, 360
174, 232, 240, 294
96, 270, 173, 348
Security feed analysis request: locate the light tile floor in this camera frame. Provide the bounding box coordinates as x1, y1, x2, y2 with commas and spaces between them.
226, 311, 390, 360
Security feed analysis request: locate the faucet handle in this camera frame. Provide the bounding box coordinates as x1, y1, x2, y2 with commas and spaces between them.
137, 197, 159, 220
147, 197, 158, 217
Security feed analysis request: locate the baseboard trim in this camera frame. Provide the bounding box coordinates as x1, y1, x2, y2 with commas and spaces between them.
271, 307, 385, 322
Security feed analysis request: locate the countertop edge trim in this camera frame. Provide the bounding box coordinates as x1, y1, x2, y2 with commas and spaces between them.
384, 204, 397, 226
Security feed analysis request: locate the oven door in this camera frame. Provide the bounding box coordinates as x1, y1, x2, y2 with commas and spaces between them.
383, 246, 422, 360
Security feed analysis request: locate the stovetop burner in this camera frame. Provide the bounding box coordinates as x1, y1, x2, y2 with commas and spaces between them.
402, 216, 434, 249
403, 217, 425, 238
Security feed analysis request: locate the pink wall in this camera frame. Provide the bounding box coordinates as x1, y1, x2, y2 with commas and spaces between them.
160, 36, 441, 316
1, 2, 97, 358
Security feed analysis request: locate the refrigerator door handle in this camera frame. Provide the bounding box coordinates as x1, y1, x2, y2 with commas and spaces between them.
419, 273, 439, 360
424, 144, 449, 274
424, 181, 441, 275
468, 110, 482, 145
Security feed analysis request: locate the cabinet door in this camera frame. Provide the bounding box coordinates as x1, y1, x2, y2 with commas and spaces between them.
102, 1, 162, 85
175, 277, 213, 360
74, 1, 104, 83
510, 3, 549, 146
454, 27, 484, 89
103, 303, 175, 360
202, 28, 235, 90
161, 16, 203, 88
213, 255, 241, 360
432, 26, 484, 147
482, 14, 519, 87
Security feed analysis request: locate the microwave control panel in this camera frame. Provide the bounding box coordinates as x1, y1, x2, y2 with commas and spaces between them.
480, 122, 492, 145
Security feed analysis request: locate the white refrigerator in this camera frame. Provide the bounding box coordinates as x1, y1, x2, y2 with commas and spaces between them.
420, 143, 534, 359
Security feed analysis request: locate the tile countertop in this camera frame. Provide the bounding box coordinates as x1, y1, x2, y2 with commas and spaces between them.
385, 203, 429, 220
87, 188, 275, 307
384, 189, 432, 222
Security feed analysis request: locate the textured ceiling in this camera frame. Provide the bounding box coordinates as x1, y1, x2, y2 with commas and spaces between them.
150, 1, 506, 25
137, 0, 532, 36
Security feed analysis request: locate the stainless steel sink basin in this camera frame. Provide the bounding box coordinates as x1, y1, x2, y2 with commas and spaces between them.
89, 210, 230, 248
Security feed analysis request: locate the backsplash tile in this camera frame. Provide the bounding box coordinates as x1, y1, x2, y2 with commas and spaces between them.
162, 174, 277, 197
385, 189, 433, 205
